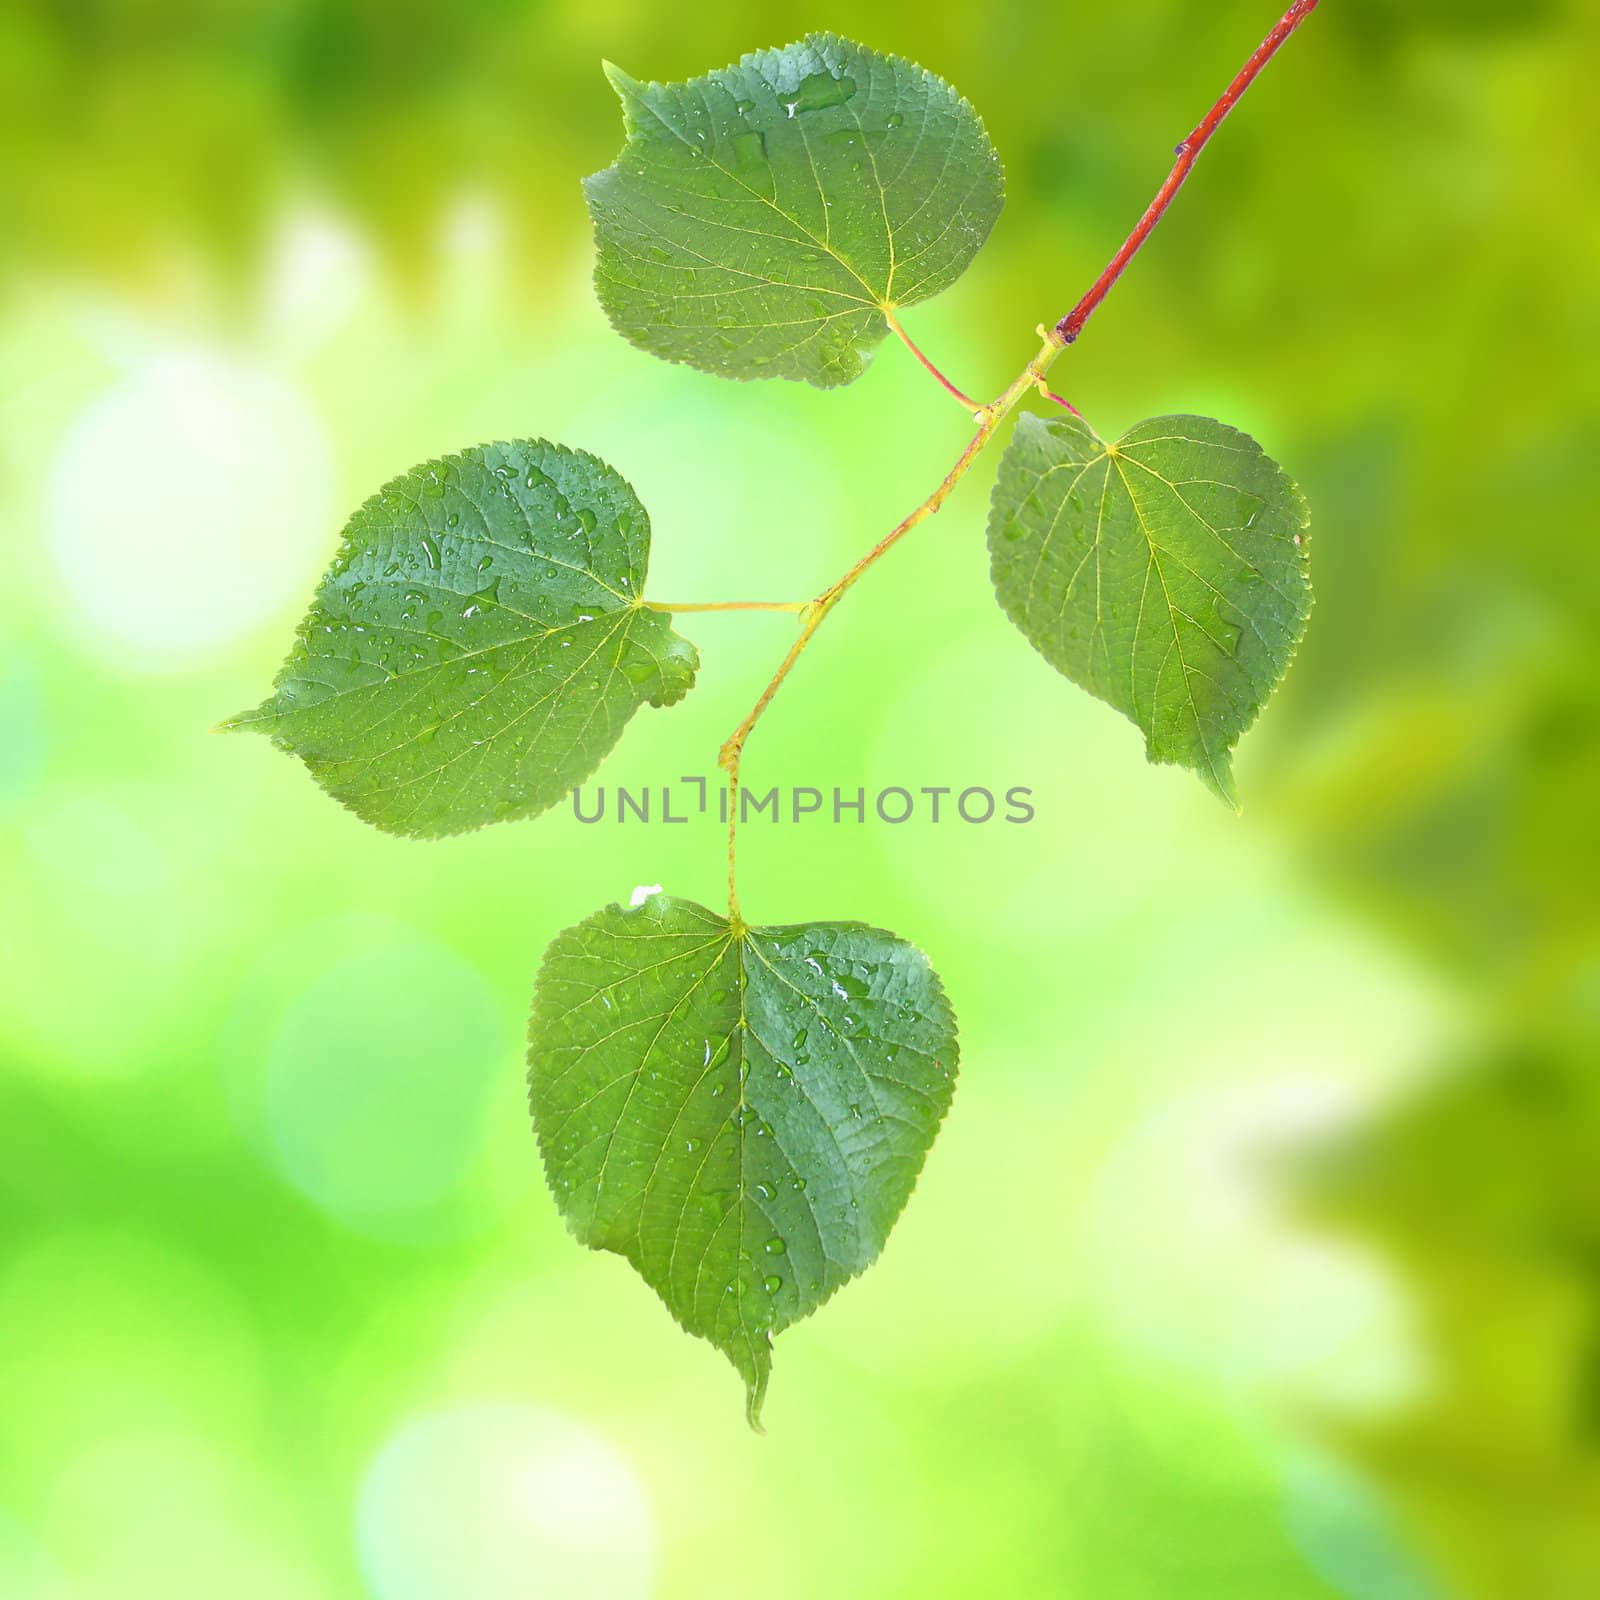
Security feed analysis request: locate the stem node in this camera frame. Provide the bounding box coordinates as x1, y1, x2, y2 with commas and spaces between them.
715, 0, 1321, 916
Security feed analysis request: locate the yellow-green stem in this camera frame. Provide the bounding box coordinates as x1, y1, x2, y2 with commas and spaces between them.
642, 600, 809, 614
717, 328, 1065, 918
657, 0, 1325, 918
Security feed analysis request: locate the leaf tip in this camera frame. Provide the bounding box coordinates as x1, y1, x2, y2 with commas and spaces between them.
214, 705, 265, 735
600, 58, 637, 96
744, 1373, 769, 1435
1198, 755, 1241, 812
738, 1331, 772, 1432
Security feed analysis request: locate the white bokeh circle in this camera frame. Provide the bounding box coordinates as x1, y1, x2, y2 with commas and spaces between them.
45, 350, 332, 672
356, 1404, 655, 1600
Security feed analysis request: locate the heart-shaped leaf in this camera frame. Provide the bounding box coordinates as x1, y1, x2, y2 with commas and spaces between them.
226, 441, 697, 837
527, 893, 959, 1426
988, 413, 1312, 805
584, 33, 1004, 388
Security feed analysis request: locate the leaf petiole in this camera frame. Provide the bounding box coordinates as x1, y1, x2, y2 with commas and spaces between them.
718, 329, 1065, 918
718, 0, 1323, 917
641, 600, 809, 614
1032, 375, 1083, 418
882, 305, 983, 412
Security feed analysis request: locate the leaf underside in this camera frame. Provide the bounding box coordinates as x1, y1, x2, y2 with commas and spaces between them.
584, 32, 1004, 388
527, 894, 959, 1427
987, 413, 1312, 806
226, 440, 697, 838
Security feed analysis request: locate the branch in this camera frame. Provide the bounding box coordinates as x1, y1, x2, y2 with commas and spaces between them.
718, 334, 1060, 921
719, 0, 1322, 918
1054, 0, 1322, 345
643, 600, 808, 614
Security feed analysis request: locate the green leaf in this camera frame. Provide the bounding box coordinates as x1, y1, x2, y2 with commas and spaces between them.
225, 440, 697, 837
527, 893, 959, 1427
987, 413, 1312, 806
583, 33, 1004, 388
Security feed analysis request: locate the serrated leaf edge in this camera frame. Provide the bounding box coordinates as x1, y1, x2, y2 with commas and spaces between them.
582, 32, 1005, 389
221, 438, 699, 838
525, 892, 960, 1428
990, 409, 1312, 809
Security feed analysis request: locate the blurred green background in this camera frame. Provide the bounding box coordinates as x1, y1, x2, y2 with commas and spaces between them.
2, 1, 1596, 1596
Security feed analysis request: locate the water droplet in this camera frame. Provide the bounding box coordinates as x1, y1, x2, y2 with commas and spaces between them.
730, 129, 767, 170
788, 70, 856, 114
763, 1275, 782, 1294
419, 533, 441, 570
461, 576, 501, 619
615, 639, 660, 685
764, 1235, 786, 1256
827, 962, 870, 1000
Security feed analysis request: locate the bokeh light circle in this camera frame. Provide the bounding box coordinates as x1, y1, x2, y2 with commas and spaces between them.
356, 1404, 655, 1600
45, 350, 332, 672
263, 930, 512, 1239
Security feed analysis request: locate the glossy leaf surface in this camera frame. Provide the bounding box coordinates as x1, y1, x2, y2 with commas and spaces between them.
228, 441, 696, 837
584, 33, 1004, 387
988, 413, 1311, 805
528, 894, 958, 1425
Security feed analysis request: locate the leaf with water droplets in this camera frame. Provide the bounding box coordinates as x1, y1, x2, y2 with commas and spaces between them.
584, 33, 1003, 388
225, 440, 697, 837
527, 893, 958, 1427
987, 413, 1312, 806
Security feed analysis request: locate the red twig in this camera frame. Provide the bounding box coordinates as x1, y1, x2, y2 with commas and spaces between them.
883, 306, 982, 411
1034, 379, 1083, 418
1054, 0, 1321, 345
